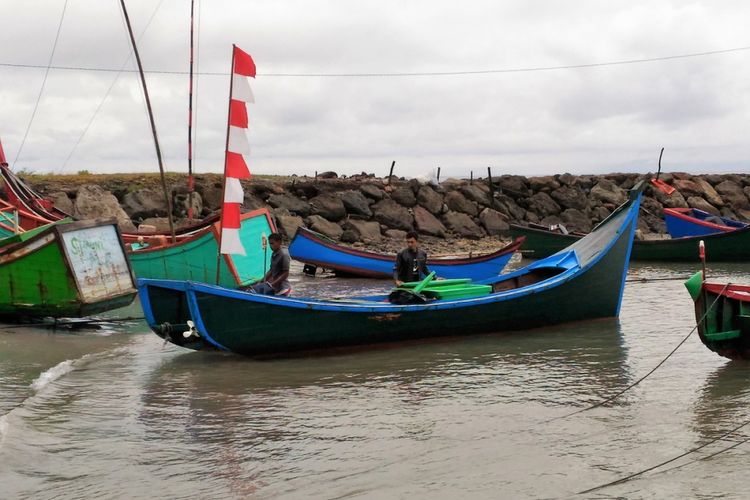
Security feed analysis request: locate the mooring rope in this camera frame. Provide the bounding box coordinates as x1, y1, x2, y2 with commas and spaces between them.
552, 283, 731, 421
577, 411, 750, 495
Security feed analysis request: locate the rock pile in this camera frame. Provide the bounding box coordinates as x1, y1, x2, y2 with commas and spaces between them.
23, 171, 750, 252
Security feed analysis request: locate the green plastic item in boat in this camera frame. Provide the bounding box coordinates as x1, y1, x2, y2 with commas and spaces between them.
421, 284, 492, 300
400, 278, 471, 289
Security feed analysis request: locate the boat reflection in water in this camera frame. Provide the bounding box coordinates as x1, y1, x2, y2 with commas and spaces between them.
138, 320, 632, 496
692, 362, 750, 441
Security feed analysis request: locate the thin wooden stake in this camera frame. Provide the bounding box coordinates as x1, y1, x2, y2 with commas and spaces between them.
470, 170, 473, 185
487, 166, 495, 209
119, 0, 176, 243
388, 160, 395, 184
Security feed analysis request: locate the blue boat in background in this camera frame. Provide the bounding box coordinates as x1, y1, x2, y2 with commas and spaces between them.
663, 208, 748, 238
288, 227, 525, 281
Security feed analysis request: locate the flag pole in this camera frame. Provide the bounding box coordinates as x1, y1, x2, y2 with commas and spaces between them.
119, 0, 176, 243
187, 0, 196, 221
215, 45, 237, 285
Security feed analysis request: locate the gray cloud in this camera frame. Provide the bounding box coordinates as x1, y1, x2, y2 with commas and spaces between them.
0, 0, 748, 178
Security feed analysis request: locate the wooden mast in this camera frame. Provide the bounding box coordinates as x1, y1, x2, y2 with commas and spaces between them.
118, 0, 176, 243
215, 45, 237, 285
187, 0, 196, 221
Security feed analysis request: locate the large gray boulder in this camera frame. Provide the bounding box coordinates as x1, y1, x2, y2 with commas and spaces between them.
417, 185, 444, 215
360, 183, 385, 201
310, 194, 346, 222
49, 191, 74, 215
74, 184, 135, 231
122, 188, 169, 220
414, 206, 446, 238
391, 186, 417, 207
479, 208, 509, 236
529, 176, 560, 193
460, 184, 490, 206
498, 175, 529, 196
268, 193, 310, 217
276, 214, 304, 239
343, 220, 382, 243
672, 179, 704, 198
560, 208, 592, 233
686, 196, 720, 216
590, 179, 627, 206
337, 190, 372, 218
528, 192, 561, 217
306, 215, 343, 239
715, 180, 749, 210
550, 185, 587, 211
694, 178, 724, 207
442, 211, 484, 239
372, 199, 414, 231
445, 191, 479, 217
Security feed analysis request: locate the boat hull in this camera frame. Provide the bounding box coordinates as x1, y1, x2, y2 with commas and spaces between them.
687, 277, 750, 360
0, 219, 137, 318
289, 227, 524, 280
664, 207, 747, 238
139, 186, 640, 356
128, 208, 275, 287
509, 223, 750, 262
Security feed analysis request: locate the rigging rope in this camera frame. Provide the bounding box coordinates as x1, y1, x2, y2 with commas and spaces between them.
12, 0, 69, 170
578, 410, 750, 495
553, 283, 731, 421
59, 0, 166, 173
2, 45, 749, 77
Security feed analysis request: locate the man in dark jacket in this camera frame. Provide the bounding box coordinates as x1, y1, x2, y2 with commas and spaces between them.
393, 231, 431, 286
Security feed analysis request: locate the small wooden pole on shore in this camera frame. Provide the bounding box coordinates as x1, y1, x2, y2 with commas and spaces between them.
436, 167, 441, 183
315, 171, 318, 180
487, 166, 496, 208
388, 160, 395, 184
470, 171, 473, 185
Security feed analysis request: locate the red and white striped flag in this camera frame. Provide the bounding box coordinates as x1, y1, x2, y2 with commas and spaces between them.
220, 46, 255, 256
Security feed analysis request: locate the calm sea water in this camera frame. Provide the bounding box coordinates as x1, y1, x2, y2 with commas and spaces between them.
2, 260, 750, 499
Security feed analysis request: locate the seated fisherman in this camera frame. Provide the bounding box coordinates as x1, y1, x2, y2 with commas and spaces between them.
394, 231, 431, 287
251, 233, 291, 296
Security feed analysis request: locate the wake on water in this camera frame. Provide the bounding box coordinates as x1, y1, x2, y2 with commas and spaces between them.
0, 347, 130, 446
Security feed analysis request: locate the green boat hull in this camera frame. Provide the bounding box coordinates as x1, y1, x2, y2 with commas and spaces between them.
128, 209, 275, 287
687, 274, 750, 360
140, 186, 641, 357
509, 224, 750, 262
0, 219, 137, 318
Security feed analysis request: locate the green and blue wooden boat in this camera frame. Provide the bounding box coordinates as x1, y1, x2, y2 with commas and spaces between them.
0, 219, 137, 318
137, 183, 644, 357
508, 222, 750, 262
128, 208, 275, 287
685, 272, 750, 360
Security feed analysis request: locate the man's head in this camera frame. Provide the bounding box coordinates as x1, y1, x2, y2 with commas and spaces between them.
268, 233, 282, 251
405, 231, 419, 251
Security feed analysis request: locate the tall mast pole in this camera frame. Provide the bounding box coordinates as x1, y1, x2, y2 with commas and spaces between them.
215, 46, 237, 285
119, 0, 176, 243
187, 0, 196, 221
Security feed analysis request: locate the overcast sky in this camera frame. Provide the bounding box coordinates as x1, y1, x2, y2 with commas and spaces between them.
1, 0, 749, 178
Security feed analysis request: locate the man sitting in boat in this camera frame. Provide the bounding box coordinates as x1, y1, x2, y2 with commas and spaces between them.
394, 231, 432, 286
250, 233, 292, 296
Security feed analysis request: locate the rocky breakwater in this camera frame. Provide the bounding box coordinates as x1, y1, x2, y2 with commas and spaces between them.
19, 171, 750, 254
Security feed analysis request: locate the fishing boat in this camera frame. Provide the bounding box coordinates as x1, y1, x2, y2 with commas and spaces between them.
0, 218, 137, 318
685, 244, 750, 360
128, 208, 275, 287
288, 227, 525, 280
137, 181, 643, 357
663, 207, 748, 238
508, 222, 750, 262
